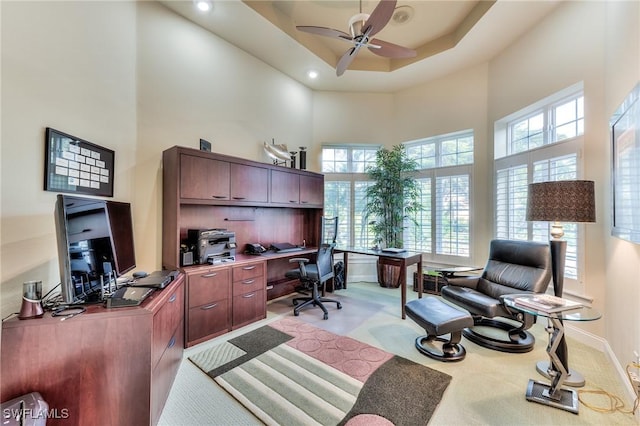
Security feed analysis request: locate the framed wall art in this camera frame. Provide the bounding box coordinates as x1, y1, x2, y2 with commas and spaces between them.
44, 127, 115, 197
610, 82, 640, 244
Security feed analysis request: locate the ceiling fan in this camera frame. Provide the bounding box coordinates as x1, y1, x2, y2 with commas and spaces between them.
296, 0, 416, 76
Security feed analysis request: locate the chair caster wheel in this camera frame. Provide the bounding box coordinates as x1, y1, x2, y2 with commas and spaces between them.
294, 311, 300, 316
337, 303, 342, 309
293, 301, 298, 306
323, 313, 328, 320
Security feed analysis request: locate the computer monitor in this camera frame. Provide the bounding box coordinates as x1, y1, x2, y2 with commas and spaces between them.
54, 194, 136, 303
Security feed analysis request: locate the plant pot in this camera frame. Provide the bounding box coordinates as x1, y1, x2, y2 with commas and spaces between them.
377, 261, 401, 288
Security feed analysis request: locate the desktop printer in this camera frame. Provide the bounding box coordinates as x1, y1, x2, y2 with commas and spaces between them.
187, 229, 236, 265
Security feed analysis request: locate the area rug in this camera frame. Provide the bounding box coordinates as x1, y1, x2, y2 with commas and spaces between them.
189, 317, 452, 426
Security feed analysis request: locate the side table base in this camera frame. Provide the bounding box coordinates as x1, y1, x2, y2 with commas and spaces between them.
526, 379, 579, 414
536, 360, 586, 387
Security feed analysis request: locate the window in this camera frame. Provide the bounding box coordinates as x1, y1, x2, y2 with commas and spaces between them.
404, 130, 474, 259
322, 145, 380, 247
494, 84, 585, 284
323, 133, 473, 259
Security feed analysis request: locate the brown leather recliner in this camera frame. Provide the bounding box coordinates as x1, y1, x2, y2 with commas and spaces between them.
441, 239, 552, 353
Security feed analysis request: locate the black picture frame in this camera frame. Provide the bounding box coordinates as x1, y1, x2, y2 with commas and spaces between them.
44, 128, 115, 197
610, 83, 640, 244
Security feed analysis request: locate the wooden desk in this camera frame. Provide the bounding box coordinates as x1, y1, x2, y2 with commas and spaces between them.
335, 247, 423, 319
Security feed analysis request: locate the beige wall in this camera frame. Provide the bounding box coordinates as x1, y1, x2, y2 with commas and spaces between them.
134, 2, 314, 269
1, 0, 639, 374
1, 1, 138, 314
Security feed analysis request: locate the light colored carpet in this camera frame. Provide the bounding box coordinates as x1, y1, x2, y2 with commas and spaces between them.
159, 282, 638, 425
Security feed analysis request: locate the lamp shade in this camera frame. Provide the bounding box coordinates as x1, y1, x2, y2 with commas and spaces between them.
526, 180, 596, 223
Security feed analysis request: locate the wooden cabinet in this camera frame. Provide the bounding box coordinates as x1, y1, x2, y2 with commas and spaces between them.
270, 170, 324, 207
300, 174, 324, 206
180, 154, 230, 201
231, 262, 266, 329
185, 266, 231, 347
1, 275, 185, 426
184, 260, 266, 347
163, 146, 323, 344
230, 163, 269, 203
271, 169, 300, 204
163, 146, 325, 272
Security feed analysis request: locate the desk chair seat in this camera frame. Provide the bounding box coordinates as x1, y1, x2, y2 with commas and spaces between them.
285, 244, 342, 320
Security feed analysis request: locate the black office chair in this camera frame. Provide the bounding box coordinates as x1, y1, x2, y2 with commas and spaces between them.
286, 244, 342, 320
321, 216, 339, 245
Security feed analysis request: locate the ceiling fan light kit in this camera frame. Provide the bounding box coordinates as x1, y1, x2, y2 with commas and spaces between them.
296, 0, 416, 76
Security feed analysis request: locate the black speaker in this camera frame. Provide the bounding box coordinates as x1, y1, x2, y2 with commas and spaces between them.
181, 251, 194, 266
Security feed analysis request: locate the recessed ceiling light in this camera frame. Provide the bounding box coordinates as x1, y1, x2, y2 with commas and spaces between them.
195, 0, 212, 12
307, 70, 318, 79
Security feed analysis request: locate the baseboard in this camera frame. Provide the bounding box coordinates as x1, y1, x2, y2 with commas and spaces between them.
565, 323, 639, 420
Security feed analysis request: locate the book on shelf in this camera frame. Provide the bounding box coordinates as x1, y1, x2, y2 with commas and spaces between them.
513, 293, 584, 313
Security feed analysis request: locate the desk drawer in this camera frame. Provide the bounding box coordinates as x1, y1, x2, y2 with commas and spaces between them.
232, 262, 264, 282
188, 299, 230, 342
232, 290, 265, 328
188, 268, 230, 308
232, 275, 264, 296
152, 283, 184, 368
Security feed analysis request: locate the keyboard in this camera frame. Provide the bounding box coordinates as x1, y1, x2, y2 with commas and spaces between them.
271, 243, 303, 253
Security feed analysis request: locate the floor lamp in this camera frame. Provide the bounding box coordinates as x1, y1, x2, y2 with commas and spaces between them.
526, 180, 596, 387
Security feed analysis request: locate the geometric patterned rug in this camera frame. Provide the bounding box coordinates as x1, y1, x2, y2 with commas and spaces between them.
189, 318, 452, 426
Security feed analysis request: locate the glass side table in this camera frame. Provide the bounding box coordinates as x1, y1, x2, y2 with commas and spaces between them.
502, 295, 602, 414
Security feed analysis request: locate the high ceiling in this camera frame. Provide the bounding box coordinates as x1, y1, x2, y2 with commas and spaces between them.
159, 0, 560, 93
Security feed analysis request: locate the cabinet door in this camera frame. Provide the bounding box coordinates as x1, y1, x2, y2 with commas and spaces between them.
271, 169, 300, 204
188, 300, 230, 342
232, 290, 266, 329
230, 163, 269, 203
299, 174, 324, 207
180, 154, 230, 200
186, 267, 231, 345
188, 268, 230, 308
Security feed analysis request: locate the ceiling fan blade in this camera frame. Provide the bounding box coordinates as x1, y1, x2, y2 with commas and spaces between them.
368, 38, 417, 58
363, 0, 397, 37
336, 47, 358, 76
296, 26, 352, 42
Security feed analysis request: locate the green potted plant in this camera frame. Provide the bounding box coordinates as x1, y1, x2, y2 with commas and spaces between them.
364, 145, 422, 287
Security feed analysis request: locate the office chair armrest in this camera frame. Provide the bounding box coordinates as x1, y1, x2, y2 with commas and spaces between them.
289, 257, 310, 277
446, 275, 480, 289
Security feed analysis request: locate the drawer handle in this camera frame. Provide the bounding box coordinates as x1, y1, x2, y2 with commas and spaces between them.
242, 279, 255, 285
201, 303, 218, 310
243, 293, 256, 298
232, 196, 246, 200
211, 195, 226, 199
168, 336, 176, 349
300, 201, 309, 204
242, 266, 256, 271
169, 294, 177, 303
289, 200, 297, 203
202, 272, 218, 278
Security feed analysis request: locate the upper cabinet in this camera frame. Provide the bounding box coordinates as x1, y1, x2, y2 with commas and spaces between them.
270, 170, 324, 208
271, 169, 300, 204
180, 155, 230, 201
230, 163, 269, 203
166, 146, 323, 208
300, 174, 324, 206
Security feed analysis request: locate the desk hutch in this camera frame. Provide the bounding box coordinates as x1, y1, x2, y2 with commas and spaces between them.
161, 146, 325, 347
